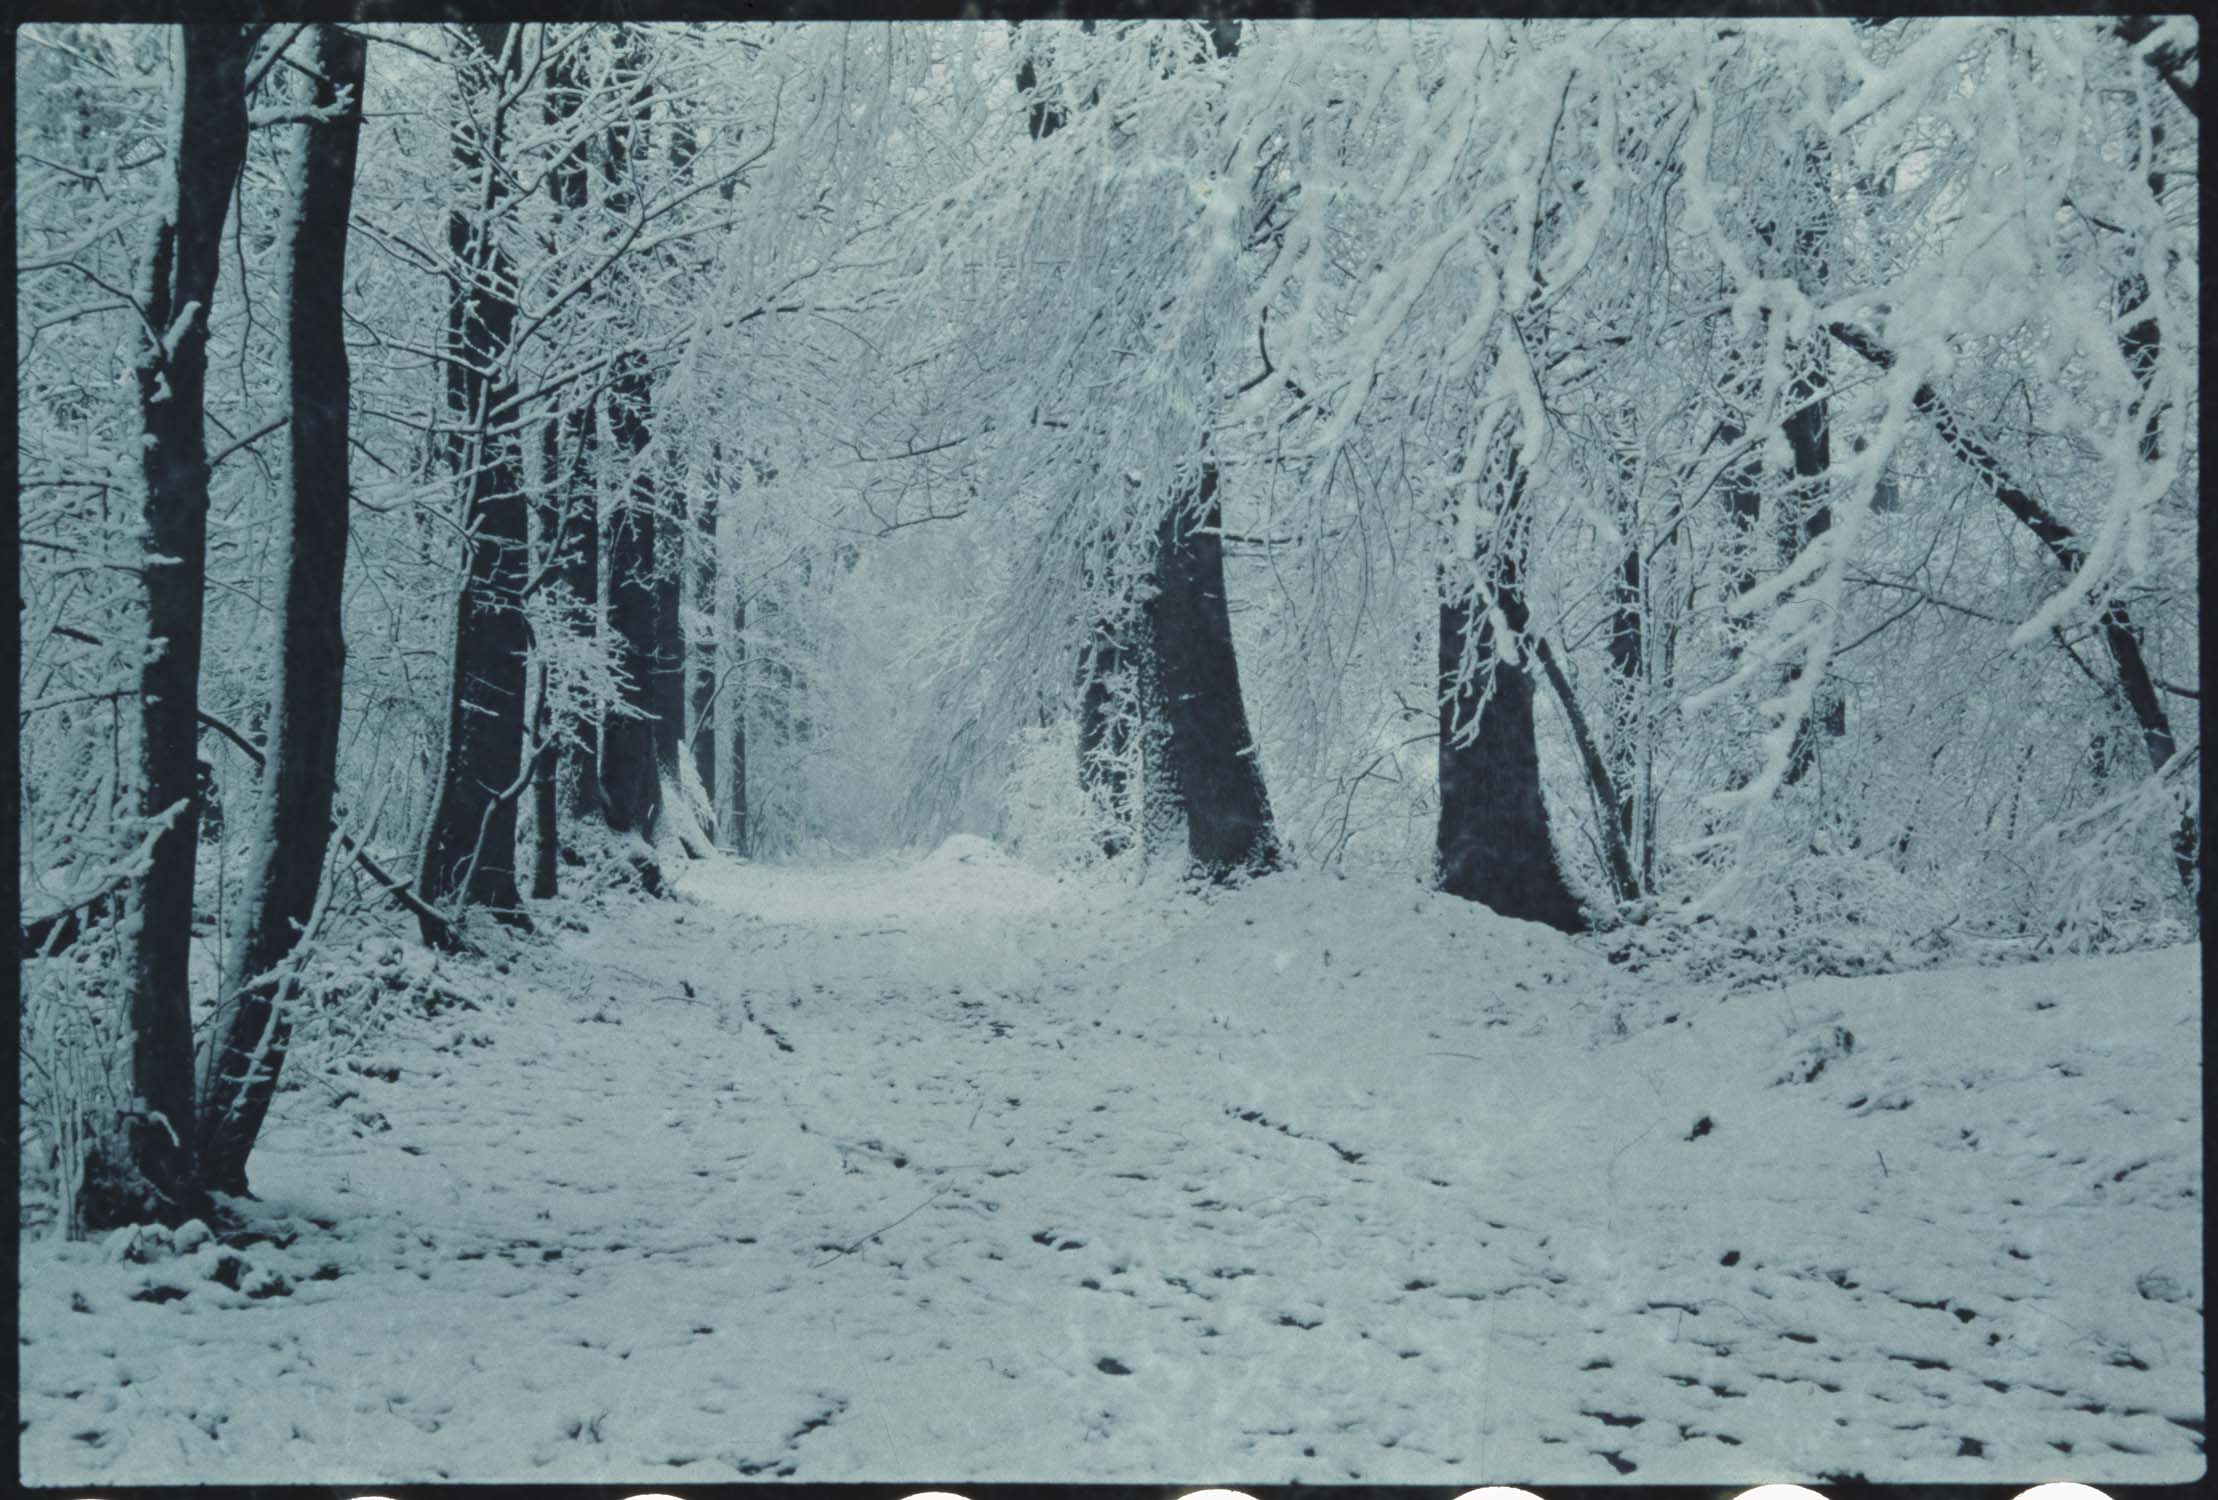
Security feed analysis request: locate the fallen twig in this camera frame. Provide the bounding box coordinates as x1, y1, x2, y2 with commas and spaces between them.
810, 1190, 946, 1269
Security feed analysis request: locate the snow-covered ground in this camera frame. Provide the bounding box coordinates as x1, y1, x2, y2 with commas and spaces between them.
18, 842, 2204, 1484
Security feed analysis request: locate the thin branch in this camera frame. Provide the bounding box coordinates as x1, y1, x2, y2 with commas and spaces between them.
209, 414, 290, 471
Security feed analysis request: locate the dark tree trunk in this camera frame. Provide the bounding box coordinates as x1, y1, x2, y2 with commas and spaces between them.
646, 58, 690, 816
729, 592, 750, 857
417, 23, 532, 935
1606, 521, 1645, 876
1777, 146, 1843, 784
1716, 410, 1765, 618
526, 416, 564, 896
1141, 465, 1279, 879
599, 356, 662, 851
90, 24, 253, 1231
545, 35, 602, 827
691, 488, 718, 800
2112, 137, 2194, 890
1437, 464, 1585, 934
651, 503, 687, 798
555, 402, 602, 823
530, 658, 560, 900
525, 433, 559, 899
196, 24, 367, 1199
1780, 340, 1843, 783
592, 31, 666, 879
1533, 636, 1640, 908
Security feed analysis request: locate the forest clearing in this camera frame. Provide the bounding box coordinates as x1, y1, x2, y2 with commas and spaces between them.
14, 15, 2200, 1487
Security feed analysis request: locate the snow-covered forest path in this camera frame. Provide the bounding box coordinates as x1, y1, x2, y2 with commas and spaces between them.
19, 845, 2204, 1484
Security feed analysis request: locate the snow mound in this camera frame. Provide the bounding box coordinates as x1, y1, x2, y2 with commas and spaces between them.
919, 832, 1014, 869
1100, 868, 1608, 1030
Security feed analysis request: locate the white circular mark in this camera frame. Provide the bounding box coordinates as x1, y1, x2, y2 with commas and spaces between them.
2014, 1487, 2115, 1500
1735, 1487, 1832, 1500
1453, 1488, 1543, 1500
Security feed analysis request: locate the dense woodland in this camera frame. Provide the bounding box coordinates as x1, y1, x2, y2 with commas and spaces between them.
15, 18, 2201, 1236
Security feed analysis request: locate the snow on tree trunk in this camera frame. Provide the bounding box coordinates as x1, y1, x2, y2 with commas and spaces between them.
1141, 464, 1280, 880
545, 36, 603, 829
690, 488, 718, 809
196, 24, 367, 1198
530, 658, 560, 900
555, 402, 604, 824
416, 22, 532, 934
1777, 137, 1843, 787
726, 591, 751, 858
652, 510, 687, 799
88, 24, 253, 1231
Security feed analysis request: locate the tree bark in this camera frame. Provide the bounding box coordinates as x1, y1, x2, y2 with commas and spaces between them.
530, 657, 560, 899
728, 591, 750, 856
545, 33, 603, 827
1141, 465, 1280, 879
196, 24, 368, 1199
592, 32, 666, 882
1776, 139, 1843, 783
690, 488, 718, 804
1533, 637, 1640, 907
1437, 461, 1585, 934
416, 23, 532, 935
88, 24, 253, 1231
1603, 428, 1648, 884
651, 500, 687, 802
599, 356, 662, 854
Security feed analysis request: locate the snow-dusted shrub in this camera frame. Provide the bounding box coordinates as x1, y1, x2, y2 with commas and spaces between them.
19, 926, 133, 1241
1606, 847, 1971, 989
2027, 763, 2201, 955
1001, 718, 1120, 873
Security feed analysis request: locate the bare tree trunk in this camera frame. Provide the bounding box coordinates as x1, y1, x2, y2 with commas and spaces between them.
690, 488, 718, 804
592, 32, 665, 888
652, 505, 687, 809
530, 657, 560, 899
1533, 638, 1640, 908
1437, 460, 1585, 934
89, 24, 253, 1231
1603, 424, 1648, 886
1142, 464, 1280, 879
555, 402, 603, 824
527, 417, 562, 898
599, 357, 661, 855
196, 24, 367, 1199
416, 23, 532, 934
1778, 138, 1843, 784
650, 73, 692, 826
728, 592, 750, 857
545, 32, 603, 829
